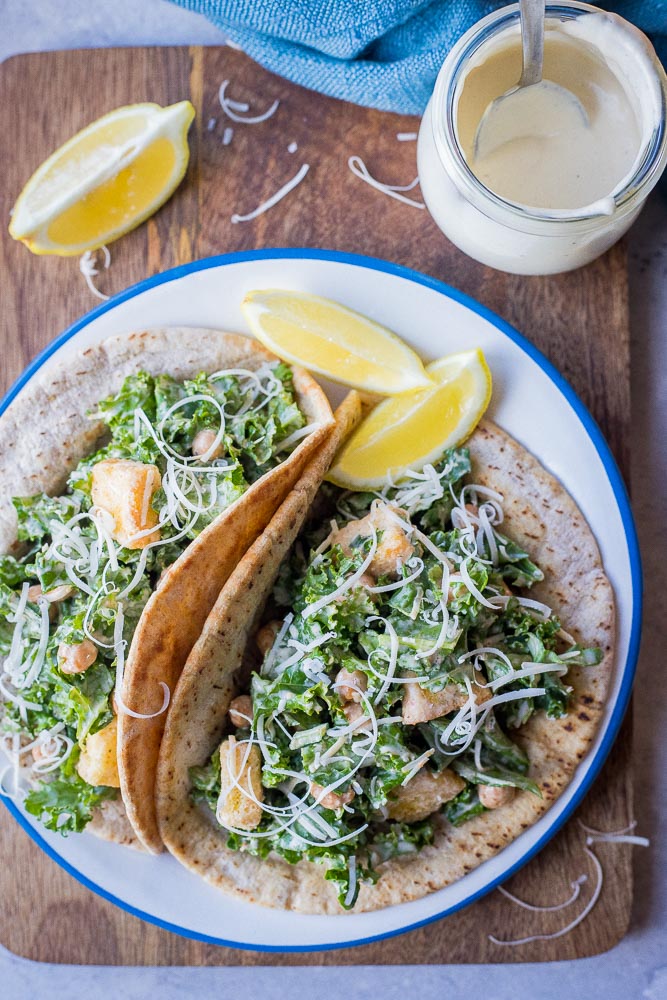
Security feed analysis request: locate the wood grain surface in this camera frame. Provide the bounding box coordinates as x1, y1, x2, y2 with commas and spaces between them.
0, 46, 634, 965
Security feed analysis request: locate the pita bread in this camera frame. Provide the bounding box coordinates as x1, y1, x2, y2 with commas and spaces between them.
87, 797, 143, 850
0, 327, 334, 849
156, 418, 614, 913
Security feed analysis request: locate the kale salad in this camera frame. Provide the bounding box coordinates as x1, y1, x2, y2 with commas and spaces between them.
0, 363, 306, 834
192, 447, 602, 910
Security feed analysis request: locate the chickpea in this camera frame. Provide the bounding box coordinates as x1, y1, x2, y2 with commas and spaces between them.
58, 639, 98, 675
310, 781, 355, 811
229, 694, 253, 729
32, 738, 57, 763
335, 667, 367, 703
256, 620, 281, 657
192, 428, 223, 460
27, 584, 74, 604
342, 701, 371, 730
335, 572, 376, 599
478, 784, 516, 809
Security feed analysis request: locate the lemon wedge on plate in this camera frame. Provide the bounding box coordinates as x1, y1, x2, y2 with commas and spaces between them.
328, 348, 492, 489
9, 101, 194, 256
241, 290, 433, 395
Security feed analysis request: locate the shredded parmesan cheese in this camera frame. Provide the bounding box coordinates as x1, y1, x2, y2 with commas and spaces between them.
490, 594, 552, 619
458, 557, 498, 608
365, 616, 399, 705
400, 748, 434, 786
347, 156, 425, 209
489, 846, 603, 946
488, 662, 567, 691
302, 526, 378, 619
458, 646, 513, 671
275, 421, 321, 453
79, 246, 111, 301
219, 80, 280, 124
578, 819, 650, 848
231, 163, 310, 224
415, 600, 457, 661
473, 738, 485, 773
365, 557, 424, 595
344, 855, 358, 907
112, 604, 170, 719
497, 875, 588, 913
490, 821, 648, 947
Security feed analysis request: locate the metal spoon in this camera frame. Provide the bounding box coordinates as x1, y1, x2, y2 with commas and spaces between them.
473, 0, 588, 162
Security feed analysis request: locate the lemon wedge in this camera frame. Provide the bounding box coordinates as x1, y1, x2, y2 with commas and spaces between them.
241, 290, 433, 394
328, 349, 492, 489
9, 101, 195, 256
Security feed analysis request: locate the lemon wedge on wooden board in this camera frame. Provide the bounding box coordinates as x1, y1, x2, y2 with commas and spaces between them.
328, 349, 492, 489
9, 101, 195, 256
241, 290, 433, 395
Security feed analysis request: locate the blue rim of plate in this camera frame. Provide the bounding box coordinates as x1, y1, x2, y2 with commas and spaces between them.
0, 248, 641, 953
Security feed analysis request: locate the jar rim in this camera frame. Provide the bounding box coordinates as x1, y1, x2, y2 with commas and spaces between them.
431, 1, 667, 230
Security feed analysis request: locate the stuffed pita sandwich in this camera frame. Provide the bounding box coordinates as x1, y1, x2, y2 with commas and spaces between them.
156, 419, 614, 912
0, 327, 334, 851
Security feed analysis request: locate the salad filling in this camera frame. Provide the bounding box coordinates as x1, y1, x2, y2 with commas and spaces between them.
190, 448, 602, 909
0, 363, 307, 834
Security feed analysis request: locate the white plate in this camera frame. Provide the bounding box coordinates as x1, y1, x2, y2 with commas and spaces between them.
0, 249, 641, 951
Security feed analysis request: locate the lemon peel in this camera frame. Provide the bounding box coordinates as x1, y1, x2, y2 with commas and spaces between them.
10, 101, 194, 256
328, 349, 492, 489
242, 290, 432, 395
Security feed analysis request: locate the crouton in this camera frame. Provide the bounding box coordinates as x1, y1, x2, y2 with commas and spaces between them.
77, 718, 120, 788
91, 458, 161, 550
387, 767, 465, 822
401, 672, 491, 725
216, 736, 264, 831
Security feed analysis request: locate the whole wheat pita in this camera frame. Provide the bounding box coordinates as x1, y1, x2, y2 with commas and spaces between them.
156, 418, 614, 913
0, 327, 334, 852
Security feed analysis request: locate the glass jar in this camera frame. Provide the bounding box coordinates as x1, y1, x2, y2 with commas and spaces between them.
417, 2, 667, 275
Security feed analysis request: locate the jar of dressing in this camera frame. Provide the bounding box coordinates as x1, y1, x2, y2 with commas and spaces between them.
417, 2, 667, 275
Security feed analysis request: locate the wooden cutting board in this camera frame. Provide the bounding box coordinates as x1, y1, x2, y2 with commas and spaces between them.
0, 46, 634, 965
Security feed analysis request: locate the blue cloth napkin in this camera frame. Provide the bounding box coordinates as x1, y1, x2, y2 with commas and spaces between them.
170, 0, 666, 114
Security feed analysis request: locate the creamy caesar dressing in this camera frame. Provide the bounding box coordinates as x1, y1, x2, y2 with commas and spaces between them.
457, 18, 643, 211
417, 4, 667, 273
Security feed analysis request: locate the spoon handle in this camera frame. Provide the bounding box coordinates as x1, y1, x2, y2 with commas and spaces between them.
519, 0, 545, 87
